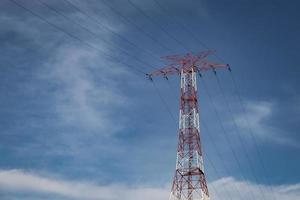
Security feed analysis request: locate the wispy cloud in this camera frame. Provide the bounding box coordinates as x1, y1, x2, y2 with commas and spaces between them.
235, 101, 272, 137
40, 44, 129, 134
2, 0, 133, 136
211, 177, 300, 200
0, 169, 299, 200
235, 100, 299, 148
0, 169, 169, 200
0, 1, 137, 162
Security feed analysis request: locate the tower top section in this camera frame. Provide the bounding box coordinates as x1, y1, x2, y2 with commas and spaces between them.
147, 50, 229, 79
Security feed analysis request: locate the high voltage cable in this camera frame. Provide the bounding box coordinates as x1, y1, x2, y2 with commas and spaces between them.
61, 0, 161, 60
228, 70, 278, 200
101, 0, 173, 53
151, 0, 210, 51
214, 72, 268, 200
164, 78, 179, 101
150, 0, 226, 63
126, 0, 190, 52
200, 76, 258, 200
151, 80, 177, 123
61, 0, 226, 73
8, 0, 146, 75
205, 155, 233, 200
36, 0, 157, 71
201, 120, 244, 200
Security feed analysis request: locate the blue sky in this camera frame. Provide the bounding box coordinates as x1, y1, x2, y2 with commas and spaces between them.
0, 0, 299, 199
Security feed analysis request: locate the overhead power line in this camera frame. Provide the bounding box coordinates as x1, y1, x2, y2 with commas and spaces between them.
151, 0, 210, 50
101, 0, 173, 52
36, 0, 157, 71
228, 70, 278, 200
201, 119, 245, 200
200, 76, 258, 200
8, 0, 146, 75
151, 0, 226, 63
61, 0, 161, 60
126, 0, 190, 52
151, 80, 177, 123
214, 72, 268, 200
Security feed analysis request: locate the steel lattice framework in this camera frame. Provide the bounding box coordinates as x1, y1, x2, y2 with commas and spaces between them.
147, 51, 229, 200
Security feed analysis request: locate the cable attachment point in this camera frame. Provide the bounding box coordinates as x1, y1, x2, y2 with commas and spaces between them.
213, 69, 217, 75
146, 74, 153, 82
228, 65, 232, 72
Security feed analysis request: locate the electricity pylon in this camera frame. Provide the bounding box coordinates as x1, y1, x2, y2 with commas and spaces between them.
147, 51, 229, 200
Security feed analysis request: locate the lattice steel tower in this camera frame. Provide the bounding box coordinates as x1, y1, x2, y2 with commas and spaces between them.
147, 51, 229, 200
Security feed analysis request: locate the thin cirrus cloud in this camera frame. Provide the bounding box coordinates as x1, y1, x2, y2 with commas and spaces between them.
1, 0, 133, 136
0, 1, 137, 162
39, 45, 129, 134
234, 101, 299, 148
0, 169, 169, 200
0, 169, 299, 200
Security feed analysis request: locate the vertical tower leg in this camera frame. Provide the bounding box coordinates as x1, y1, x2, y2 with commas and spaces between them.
170, 68, 209, 200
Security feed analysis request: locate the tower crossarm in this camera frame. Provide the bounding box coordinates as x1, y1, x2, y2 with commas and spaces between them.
146, 64, 180, 80
197, 61, 230, 75
161, 50, 215, 65
146, 51, 229, 80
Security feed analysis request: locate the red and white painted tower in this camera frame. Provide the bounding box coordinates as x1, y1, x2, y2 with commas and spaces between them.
147, 51, 229, 200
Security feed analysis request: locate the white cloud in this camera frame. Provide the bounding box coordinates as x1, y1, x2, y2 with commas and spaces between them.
0, 2, 138, 160
1, 0, 132, 137
17, 0, 134, 136
0, 169, 169, 200
235, 101, 272, 137
210, 177, 300, 200
235, 101, 299, 148
0, 169, 299, 200
41, 45, 129, 135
